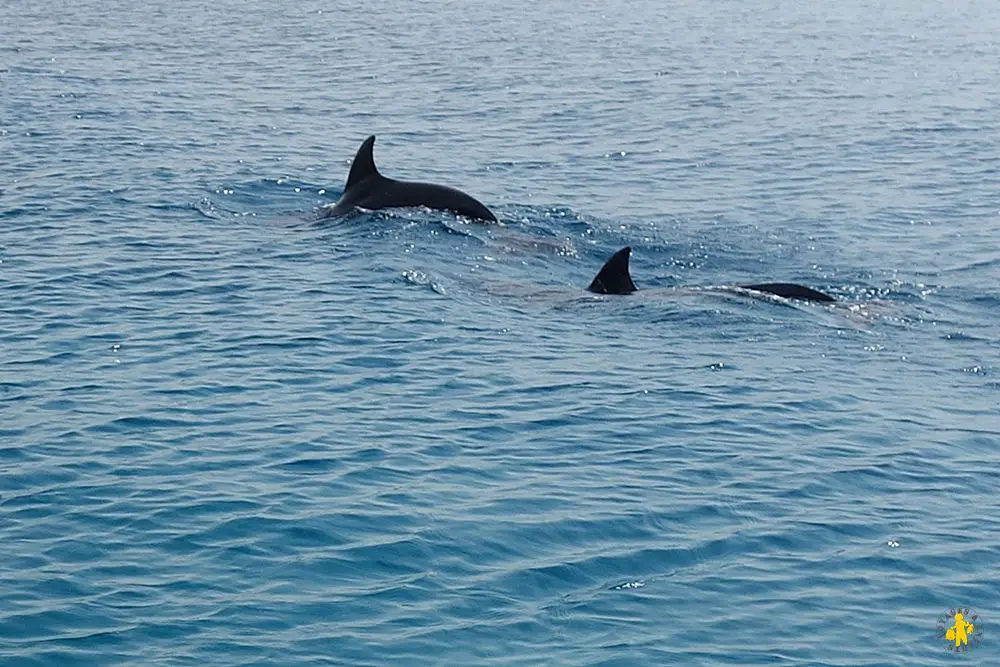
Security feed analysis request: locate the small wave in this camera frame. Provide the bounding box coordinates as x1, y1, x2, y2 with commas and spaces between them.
401, 269, 447, 295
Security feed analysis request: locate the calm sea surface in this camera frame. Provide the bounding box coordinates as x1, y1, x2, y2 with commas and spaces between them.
2, 0, 999, 664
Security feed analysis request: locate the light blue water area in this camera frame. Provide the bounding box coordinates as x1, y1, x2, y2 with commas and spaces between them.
2, 0, 999, 664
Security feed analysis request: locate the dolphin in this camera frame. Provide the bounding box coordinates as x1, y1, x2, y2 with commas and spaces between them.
322, 135, 497, 222
588, 246, 836, 302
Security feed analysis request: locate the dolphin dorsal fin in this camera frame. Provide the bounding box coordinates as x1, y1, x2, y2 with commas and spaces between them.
345, 135, 381, 190
588, 247, 637, 294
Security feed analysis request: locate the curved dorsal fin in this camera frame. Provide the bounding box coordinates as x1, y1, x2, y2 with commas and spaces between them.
588, 247, 637, 294
345, 135, 381, 190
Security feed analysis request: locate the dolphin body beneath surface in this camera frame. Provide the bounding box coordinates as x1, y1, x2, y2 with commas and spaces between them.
588, 247, 836, 302
321, 135, 497, 222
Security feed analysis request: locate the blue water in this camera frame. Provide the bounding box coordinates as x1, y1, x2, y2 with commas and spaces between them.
2, 0, 999, 664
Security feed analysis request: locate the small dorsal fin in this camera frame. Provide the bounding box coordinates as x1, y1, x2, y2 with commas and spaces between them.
588, 247, 637, 294
345, 135, 381, 190
741, 282, 835, 302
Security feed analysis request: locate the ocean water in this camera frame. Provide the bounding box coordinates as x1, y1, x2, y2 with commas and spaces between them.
2, 0, 999, 664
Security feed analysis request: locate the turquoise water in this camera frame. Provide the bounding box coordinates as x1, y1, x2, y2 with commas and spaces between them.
2, 0, 999, 664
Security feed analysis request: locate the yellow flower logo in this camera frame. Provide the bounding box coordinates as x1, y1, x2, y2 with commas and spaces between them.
947, 612, 974, 647
937, 608, 983, 652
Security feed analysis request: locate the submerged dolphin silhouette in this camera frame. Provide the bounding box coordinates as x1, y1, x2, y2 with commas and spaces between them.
588, 247, 836, 302
322, 135, 497, 222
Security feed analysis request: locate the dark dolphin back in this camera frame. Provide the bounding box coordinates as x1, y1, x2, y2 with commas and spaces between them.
588, 247, 637, 294
740, 282, 836, 302
381, 181, 496, 222
327, 134, 497, 222
586, 247, 833, 301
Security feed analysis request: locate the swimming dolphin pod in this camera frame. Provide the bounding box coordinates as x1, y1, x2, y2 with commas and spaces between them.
323, 135, 497, 222
588, 247, 835, 302
323, 137, 838, 301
